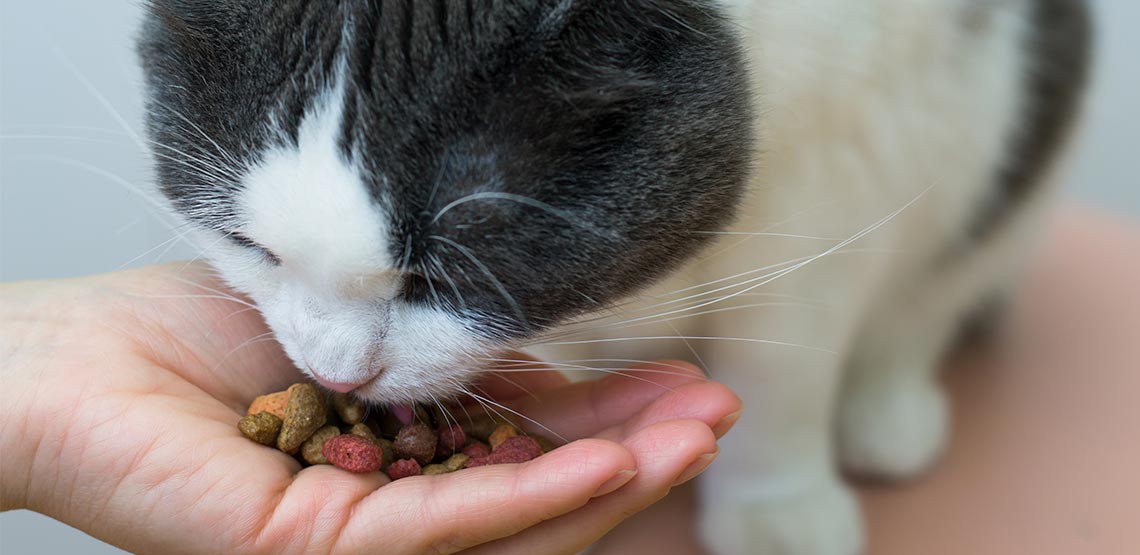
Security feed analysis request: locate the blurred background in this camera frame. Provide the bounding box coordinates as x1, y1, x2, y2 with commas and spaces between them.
1, 1, 1137, 553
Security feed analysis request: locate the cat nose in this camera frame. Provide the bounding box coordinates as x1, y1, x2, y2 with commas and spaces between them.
309, 371, 364, 393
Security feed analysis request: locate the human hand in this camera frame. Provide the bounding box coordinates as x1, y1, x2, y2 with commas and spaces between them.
1, 263, 741, 554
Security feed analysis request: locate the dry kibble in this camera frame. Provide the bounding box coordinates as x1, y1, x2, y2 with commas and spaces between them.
386, 458, 422, 480
238, 412, 282, 446
323, 434, 385, 473
422, 464, 448, 476
375, 437, 395, 471
488, 424, 519, 450
240, 393, 551, 482
437, 424, 467, 456
247, 391, 290, 420
466, 436, 543, 468
331, 393, 366, 425
394, 423, 438, 466
462, 441, 492, 459
301, 426, 340, 465
421, 453, 469, 476
277, 383, 328, 454
348, 423, 379, 443
348, 423, 393, 471
441, 453, 469, 472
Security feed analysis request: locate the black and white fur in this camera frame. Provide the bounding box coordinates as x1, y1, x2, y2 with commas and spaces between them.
138, 1, 1091, 553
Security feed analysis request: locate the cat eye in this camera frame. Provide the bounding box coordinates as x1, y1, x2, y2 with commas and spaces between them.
230, 232, 281, 266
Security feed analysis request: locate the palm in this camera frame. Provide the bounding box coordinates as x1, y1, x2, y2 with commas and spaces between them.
15, 263, 740, 555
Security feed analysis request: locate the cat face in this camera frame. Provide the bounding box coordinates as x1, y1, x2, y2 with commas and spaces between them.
138, 0, 752, 404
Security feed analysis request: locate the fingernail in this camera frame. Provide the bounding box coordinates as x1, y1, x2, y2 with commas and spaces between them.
712, 410, 743, 438
672, 447, 720, 487
592, 469, 638, 498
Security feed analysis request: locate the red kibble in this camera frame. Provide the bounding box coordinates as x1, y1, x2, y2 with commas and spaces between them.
462, 441, 491, 459
465, 436, 543, 468
386, 458, 422, 480
437, 424, 467, 455
323, 434, 384, 473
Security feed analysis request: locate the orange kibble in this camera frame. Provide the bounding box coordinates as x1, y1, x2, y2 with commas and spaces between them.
248, 390, 290, 419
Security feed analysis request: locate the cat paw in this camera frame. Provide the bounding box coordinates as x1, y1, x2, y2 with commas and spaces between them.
838, 375, 949, 480
699, 478, 863, 555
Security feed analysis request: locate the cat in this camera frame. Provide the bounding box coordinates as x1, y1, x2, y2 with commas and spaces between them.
138, 1, 1091, 552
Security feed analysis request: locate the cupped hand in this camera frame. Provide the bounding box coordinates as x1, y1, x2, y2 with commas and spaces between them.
1, 263, 741, 555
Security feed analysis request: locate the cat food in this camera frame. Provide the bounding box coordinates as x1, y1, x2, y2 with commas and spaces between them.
394, 423, 439, 466
488, 424, 519, 450
331, 393, 366, 425
277, 383, 328, 454
462, 441, 492, 459
437, 424, 467, 456
247, 391, 290, 420
301, 425, 341, 465
324, 434, 386, 473
236, 383, 559, 483
465, 436, 544, 468
423, 454, 471, 476
238, 412, 282, 446
386, 458, 423, 480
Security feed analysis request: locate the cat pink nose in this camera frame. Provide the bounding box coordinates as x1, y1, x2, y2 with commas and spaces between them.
311, 373, 363, 394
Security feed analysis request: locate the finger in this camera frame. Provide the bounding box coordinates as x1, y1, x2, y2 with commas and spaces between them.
333, 439, 638, 555
593, 380, 743, 443
504, 361, 731, 440
461, 419, 720, 555
253, 465, 390, 553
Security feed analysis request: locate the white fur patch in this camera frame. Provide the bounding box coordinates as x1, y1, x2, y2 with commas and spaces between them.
206, 77, 492, 400
239, 89, 392, 287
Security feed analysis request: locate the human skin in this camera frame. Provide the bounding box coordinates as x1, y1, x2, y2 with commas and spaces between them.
594, 208, 1140, 554
0, 262, 741, 555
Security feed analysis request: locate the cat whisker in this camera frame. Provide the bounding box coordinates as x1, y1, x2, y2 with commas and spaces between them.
430, 235, 527, 327
464, 387, 569, 444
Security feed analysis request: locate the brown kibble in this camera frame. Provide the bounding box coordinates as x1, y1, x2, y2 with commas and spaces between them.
248, 391, 290, 420
386, 458, 422, 480
489, 424, 519, 450
277, 383, 328, 454
331, 393, 366, 425
394, 423, 438, 466
238, 412, 282, 446
301, 426, 341, 465
376, 437, 395, 471
422, 454, 470, 475
441, 453, 469, 472
348, 423, 379, 443
422, 464, 448, 476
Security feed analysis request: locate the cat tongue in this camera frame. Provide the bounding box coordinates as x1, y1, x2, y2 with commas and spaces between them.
391, 404, 416, 426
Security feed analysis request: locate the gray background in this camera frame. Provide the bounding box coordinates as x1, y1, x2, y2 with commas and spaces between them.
1, 1, 1137, 553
